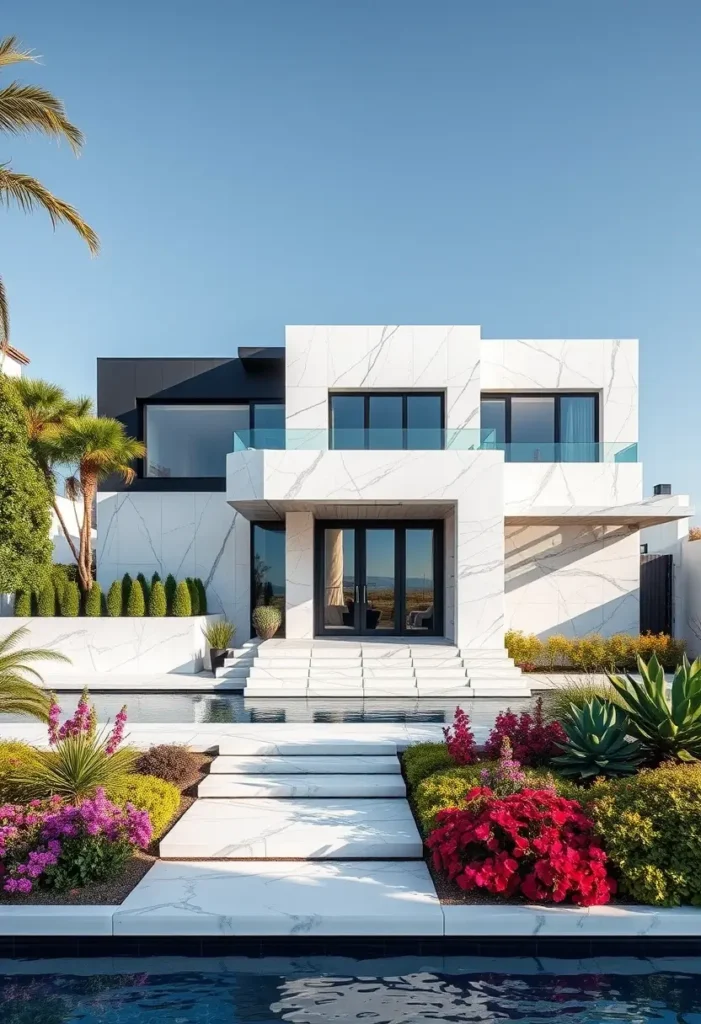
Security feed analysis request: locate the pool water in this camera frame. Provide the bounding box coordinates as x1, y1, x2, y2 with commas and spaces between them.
1, 692, 535, 726
3, 958, 701, 1023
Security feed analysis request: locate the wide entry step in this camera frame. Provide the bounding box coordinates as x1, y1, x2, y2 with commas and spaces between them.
159, 798, 423, 859
210, 755, 401, 775
198, 773, 406, 799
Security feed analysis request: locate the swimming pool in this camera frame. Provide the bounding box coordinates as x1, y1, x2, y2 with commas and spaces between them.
3, 957, 701, 1023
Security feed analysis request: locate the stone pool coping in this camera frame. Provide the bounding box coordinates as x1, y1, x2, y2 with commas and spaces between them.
2, 898, 701, 938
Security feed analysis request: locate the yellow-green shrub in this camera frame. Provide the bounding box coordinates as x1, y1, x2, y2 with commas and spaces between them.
0, 740, 41, 803
412, 763, 580, 834
402, 743, 454, 788
504, 630, 686, 671
106, 774, 181, 839
590, 764, 701, 906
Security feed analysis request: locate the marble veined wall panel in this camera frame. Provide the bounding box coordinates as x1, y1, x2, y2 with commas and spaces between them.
505, 524, 640, 638
504, 462, 643, 512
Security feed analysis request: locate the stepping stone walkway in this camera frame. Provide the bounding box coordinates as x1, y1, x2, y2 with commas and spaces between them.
117, 736, 442, 934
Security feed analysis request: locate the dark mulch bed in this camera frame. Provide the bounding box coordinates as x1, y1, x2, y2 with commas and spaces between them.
0, 753, 214, 906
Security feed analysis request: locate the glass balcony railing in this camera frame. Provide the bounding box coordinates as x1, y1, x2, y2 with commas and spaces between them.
231, 429, 638, 463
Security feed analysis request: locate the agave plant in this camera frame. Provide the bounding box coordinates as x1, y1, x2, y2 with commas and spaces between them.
551, 697, 644, 780
607, 653, 701, 762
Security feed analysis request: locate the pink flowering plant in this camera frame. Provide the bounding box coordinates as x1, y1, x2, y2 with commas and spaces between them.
479, 737, 529, 797
443, 706, 477, 765
22, 689, 135, 802
0, 788, 152, 895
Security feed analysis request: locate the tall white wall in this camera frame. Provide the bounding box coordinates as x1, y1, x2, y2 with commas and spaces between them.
505, 524, 640, 638
97, 492, 250, 641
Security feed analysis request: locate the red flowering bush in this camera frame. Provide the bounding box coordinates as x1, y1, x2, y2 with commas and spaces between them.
484, 696, 565, 767
443, 706, 477, 765
427, 786, 614, 906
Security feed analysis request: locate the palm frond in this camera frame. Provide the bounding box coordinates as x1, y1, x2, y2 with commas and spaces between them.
0, 166, 99, 253
0, 627, 71, 722
0, 675, 51, 721
0, 36, 36, 69
0, 272, 8, 347
0, 82, 83, 151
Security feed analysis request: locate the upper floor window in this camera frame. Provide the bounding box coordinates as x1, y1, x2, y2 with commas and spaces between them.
145, 402, 284, 477
480, 393, 598, 462
329, 393, 444, 450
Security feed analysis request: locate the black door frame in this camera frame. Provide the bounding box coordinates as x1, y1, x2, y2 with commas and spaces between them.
313, 519, 444, 637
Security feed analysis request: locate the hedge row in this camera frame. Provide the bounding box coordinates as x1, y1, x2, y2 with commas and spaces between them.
505, 629, 686, 672
14, 572, 209, 618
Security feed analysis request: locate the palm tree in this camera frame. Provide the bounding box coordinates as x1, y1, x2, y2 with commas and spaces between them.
0, 35, 99, 353
61, 417, 145, 592
0, 625, 69, 721
10, 377, 92, 564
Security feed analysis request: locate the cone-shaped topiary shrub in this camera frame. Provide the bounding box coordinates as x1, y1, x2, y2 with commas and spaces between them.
84, 582, 102, 617
106, 579, 122, 617
252, 605, 282, 640
195, 578, 207, 615
36, 582, 56, 617
136, 572, 150, 611
126, 579, 146, 616
14, 590, 31, 616
121, 573, 132, 613
59, 580, 80, 617
149, 579, 167, 617
151, 571, 161, 589
186, 577, 200, 615
164, 574, 177, 614
172, 579, 192, 617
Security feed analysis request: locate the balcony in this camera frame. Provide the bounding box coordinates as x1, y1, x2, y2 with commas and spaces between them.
232, 428, 638, 463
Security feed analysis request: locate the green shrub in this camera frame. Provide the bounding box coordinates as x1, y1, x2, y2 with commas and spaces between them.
0, 739, 41, 802
402, 743, 454, 788
187, 577, 200, 615
106, 579, 122, 617
590, 764, 701, 906
0, 375, 53, 594
151, 571, 161, 588
165, 573, 177, 613
14, 589, 31, 616
59, 579, 80, 617
149, 579, 167, 617
135, 743, 199, 785
106, 773, 181, 839
136, 572, 150, 610
252, 604, 281, 639
413, 763, 577, 834
36, 581, 56, 617
172, 580, 192, 616
51, 563, 79, 602
121, 573, 132, 612
195, 578, 207, 614
84, 582, 102, 617
126, 579, 146, 616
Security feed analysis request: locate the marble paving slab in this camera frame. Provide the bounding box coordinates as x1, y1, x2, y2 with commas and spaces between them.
159, 798, 423, 859
197, 773, 407, 799
0, 905, 117, 936
217, 735, 398, 756
210, 755, 401, 774
113, 860, 442, 936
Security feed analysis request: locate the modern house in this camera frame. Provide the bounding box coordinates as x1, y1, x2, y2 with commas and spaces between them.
96, 326, 692, 694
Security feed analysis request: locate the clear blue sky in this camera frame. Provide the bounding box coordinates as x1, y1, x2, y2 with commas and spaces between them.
5, 0, 700, 502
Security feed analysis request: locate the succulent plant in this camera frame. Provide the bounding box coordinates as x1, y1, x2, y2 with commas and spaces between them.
608, 653, 701, 762
551, 697, 644, 780
252, 605, 282, 640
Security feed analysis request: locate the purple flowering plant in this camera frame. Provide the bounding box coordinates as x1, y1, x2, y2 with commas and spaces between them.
0, 788, 152, 895
479, 736, 528, 797
22, 689, 136, 802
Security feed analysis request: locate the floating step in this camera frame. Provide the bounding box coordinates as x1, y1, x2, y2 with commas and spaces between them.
468, 683, 532, 697
217, 738, 397, 757
210, 755, 401, 775
159, 798, 422, 859
198, 773, 406, 799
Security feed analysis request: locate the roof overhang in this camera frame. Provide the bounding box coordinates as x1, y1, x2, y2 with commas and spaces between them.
506, 496, 693, 527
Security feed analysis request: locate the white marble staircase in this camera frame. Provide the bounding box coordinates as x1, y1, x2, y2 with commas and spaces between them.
216, 639, 531, 698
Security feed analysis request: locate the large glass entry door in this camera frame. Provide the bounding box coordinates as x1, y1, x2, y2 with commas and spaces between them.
315, 521, 443, 636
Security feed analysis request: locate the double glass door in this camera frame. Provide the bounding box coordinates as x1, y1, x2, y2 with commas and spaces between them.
315, 521, 442, 636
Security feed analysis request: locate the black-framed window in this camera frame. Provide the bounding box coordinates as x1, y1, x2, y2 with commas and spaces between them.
480, 393, 598, 462
251, 522, 285, 638
329, 392, 444, 450
143, 400, 285, 477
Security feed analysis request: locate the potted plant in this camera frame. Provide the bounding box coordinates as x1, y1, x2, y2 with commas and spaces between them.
252, 605, 282, 640
203, 620, 235, 671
